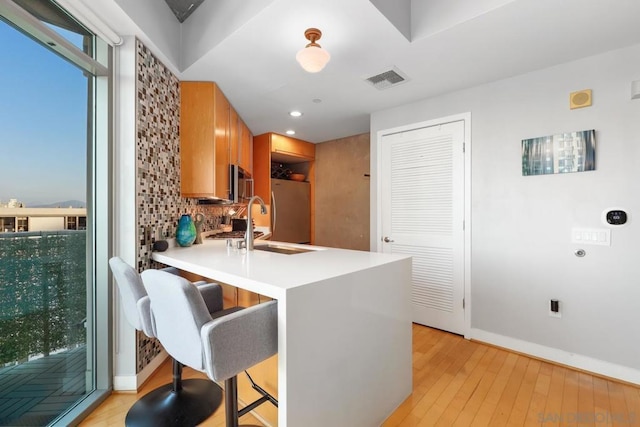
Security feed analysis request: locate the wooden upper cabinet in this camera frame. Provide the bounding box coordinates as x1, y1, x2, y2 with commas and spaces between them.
253, 133, 272, 203
229, 106, 239, 168
229, 109, 253, 174
239, 119, 253, 173
253, 133, 316, 202
270, 133, 315, 160
180, 81, 230, 199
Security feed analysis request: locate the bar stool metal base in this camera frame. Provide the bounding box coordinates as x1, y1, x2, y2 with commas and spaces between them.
125, 359, 223, 427
125, 378, 222, 427
224, 373, 277, 427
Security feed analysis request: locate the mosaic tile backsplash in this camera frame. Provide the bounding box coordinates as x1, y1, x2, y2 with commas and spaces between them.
134, 39, 226, 372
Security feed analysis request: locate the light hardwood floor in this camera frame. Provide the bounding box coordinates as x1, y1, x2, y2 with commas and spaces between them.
81, 324, 640, 426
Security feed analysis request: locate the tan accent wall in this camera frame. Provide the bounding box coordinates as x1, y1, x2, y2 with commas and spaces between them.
314, 133, 370, 251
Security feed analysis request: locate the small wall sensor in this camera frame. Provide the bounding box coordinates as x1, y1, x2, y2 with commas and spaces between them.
602, 208, 629, 226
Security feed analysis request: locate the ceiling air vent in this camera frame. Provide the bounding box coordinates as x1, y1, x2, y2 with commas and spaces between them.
364, 67, 409, 90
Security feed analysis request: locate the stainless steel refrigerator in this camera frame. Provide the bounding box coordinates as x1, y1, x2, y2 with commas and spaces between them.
270, 178, 311, 243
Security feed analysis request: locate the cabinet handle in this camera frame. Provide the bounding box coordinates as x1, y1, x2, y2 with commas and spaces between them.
271, 191, 277, 234
383, 236, 394, 243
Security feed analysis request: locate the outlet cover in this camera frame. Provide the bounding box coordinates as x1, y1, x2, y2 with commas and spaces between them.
549, 300, 561, 318
572, 228, 610, 246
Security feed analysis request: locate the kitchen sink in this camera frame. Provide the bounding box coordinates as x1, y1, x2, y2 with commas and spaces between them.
254, 244, 315, 255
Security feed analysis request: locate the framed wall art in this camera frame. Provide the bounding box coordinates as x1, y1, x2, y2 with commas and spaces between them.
522, 129, 595, 176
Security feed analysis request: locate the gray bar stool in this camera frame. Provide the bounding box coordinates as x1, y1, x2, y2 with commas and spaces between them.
109, 257, 225, 427
141, 269, 278, 427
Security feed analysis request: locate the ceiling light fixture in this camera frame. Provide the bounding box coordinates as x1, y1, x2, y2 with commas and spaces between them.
296, 28, 330, 73
286, 130, 296, 135
289, 111, 303, 117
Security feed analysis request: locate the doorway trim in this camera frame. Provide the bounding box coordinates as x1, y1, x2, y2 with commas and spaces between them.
375, 112, 472, 338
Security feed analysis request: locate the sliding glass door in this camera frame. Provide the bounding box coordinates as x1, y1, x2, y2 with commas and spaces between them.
0, 1, 111, 425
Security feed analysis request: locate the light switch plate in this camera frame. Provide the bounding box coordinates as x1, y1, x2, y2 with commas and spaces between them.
572, 228, 610, 246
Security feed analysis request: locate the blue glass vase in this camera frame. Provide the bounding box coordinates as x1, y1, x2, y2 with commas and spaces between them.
176, 214, 196, 247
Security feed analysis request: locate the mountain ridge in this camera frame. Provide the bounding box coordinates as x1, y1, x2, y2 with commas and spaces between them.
30, 200, 86, 208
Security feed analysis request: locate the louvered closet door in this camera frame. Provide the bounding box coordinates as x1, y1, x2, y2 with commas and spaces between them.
381, 120, 465, 334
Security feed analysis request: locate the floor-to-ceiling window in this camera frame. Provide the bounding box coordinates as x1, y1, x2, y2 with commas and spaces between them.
0, 1, 111, 425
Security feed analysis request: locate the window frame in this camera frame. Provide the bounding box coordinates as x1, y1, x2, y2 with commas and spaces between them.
0, 1, 113, 424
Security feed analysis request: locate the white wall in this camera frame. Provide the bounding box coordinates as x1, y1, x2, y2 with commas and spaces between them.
180, 0, 276, 70
371, 44, 640, 381
112, 36, 138, 390
411, 0, 516, 40
369, 0, 411, 41
112, 35, 171, 391
113, 0, 181, 69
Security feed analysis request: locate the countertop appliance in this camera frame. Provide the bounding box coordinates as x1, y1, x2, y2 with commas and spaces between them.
271, 178, 310, 244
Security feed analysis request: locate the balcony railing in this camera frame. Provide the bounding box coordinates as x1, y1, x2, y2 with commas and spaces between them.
0, 230, 87, 366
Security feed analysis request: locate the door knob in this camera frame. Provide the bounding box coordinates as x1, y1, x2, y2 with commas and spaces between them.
383, 236, 394, 243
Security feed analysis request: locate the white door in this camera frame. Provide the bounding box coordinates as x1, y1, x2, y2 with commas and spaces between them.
380, 119, 466, 334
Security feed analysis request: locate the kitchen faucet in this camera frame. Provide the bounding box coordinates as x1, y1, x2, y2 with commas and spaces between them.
245, 195, 267, 250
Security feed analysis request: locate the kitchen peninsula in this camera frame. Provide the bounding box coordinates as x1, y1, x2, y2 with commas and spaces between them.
152, 239, 412, 426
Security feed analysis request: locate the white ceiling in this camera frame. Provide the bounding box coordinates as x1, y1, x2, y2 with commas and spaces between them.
85, 0, 640, 143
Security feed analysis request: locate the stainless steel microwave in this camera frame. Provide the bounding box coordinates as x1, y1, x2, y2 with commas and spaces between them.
229, 164, 253, 203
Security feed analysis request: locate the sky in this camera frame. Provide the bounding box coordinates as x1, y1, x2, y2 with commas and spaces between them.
0, 21, 87, 206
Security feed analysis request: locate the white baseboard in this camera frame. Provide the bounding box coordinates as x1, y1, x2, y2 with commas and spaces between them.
113, 350, 169, 391
470, 328, 640, 386
113, 374, 136, 391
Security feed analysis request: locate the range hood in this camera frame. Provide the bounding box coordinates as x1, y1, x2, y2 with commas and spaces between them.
196, 197, 232, 205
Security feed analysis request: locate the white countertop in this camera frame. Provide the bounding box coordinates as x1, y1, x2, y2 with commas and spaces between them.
151, 239, 410, 299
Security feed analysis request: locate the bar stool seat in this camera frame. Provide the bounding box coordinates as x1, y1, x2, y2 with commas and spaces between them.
142, 269, 278, 427
109, 257, 226, 427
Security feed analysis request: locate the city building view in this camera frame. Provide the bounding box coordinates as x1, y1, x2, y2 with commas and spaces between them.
0, 199, 87, 233
0, 199, 86, 233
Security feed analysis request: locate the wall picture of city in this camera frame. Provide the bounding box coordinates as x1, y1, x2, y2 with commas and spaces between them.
522, 129, 596, 176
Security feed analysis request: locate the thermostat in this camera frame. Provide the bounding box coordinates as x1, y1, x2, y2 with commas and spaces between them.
602, 208, 628, 226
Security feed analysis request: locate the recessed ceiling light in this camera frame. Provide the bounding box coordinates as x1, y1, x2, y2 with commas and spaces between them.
289, 111, 303, 117
312, 98, 322, 104
286, 130, 296, 135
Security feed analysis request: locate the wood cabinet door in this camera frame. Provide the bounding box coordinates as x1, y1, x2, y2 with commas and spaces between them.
180, 82, 215, 196
252, 133, 272, 210
240, 119, 253, 173
229, 105, 239, 166
271, 133, 315, 160
213, 84, 230, 199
